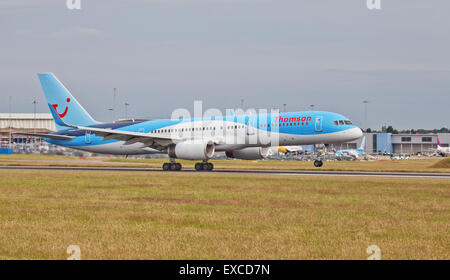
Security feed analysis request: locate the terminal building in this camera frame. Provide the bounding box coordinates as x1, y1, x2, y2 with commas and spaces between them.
333, 133, 450, 155
0, 113, 56, 145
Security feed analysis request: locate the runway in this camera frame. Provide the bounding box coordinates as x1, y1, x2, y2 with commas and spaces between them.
1, 165, 450, 179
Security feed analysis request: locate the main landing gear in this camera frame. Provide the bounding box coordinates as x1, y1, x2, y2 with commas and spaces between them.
161, 160, 213, 171
314, 160, 323, 168
195, 161, 214, 171
162, 159, 182, 171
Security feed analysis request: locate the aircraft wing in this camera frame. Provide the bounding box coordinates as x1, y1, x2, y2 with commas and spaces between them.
51, 107, 222, 150
48, 105, 181, 149
13, 132, 75, 140
66, 124, 182, 149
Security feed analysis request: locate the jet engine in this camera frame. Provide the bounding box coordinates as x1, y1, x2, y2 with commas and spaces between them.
168, 140, 215, 160
225, 147, 270, 160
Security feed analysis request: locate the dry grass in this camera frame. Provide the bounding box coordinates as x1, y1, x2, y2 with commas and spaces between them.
431, 158, 450, 169
0, 170, 448, 260
0, 154, 83, 161
0, 154, 450, 173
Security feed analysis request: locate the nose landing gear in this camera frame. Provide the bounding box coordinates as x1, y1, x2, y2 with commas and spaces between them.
313, 160, 323, 167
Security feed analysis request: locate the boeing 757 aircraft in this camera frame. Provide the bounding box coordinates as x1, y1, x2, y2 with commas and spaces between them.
17, 73, 363, 171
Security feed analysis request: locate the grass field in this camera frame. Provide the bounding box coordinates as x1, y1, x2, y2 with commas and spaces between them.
432, 158, 450, 168
0, 170, 448, 259
1, 154, 450, 173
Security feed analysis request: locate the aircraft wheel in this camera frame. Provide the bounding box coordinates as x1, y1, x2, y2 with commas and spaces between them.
195, 163, 203, 171
175, 163, 182, 171
170, 163, 178, 171
314, 160, 323, 168
206, 163, 214, 171
162, 163, 170, 171
202, 163, 209, 171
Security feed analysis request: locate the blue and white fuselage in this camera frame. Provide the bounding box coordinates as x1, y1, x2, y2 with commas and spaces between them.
46, 112, 362, 155
18, 73, 363, 170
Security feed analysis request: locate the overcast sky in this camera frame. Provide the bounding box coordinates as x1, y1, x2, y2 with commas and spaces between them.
0, 0, 449, 129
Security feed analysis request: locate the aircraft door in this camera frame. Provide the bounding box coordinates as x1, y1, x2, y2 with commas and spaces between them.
85, 131, 92, 144
245, 116, 256, 136
315, 116, 323, 132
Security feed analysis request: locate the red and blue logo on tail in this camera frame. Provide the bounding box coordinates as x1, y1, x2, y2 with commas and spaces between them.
38, 73, 98, 130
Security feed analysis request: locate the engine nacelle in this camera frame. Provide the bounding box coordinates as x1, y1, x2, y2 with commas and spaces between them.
225, 147, 270, 160
168, 140, 215, 160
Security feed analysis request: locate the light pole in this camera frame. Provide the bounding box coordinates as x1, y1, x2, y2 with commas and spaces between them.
9, 96, 12, 149
363, 100, 369, 131
124, 102, 129, 119
310, 104, 315, 111
283, 104, 287, 112
32, 100, 38, 134
108, 108, 114, 121
32, 99, 38, 148
113, 88, 117, 121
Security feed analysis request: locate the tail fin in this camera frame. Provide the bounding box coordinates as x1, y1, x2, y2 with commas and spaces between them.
437, 137, 441, 147
38, 73, 99, 131
358, 135, 366, 150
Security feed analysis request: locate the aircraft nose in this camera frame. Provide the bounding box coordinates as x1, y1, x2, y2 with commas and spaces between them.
354, 127, 363, 139
347, 126, 363, 140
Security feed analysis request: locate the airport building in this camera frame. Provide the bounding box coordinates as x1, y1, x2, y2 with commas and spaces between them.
333, 132, 450, 155
0, 113, 55, 145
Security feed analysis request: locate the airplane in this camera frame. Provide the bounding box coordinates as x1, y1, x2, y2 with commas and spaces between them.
435, 137, 450, 157
16, 73, 363, 171
335, 135, 365, 159
277, 145, 303, 155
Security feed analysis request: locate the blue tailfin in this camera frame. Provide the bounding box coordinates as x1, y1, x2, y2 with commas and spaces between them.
38, 73, 99, 131
358, 135, 366, 151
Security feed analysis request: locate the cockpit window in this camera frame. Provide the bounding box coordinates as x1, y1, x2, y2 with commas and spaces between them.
334, 120, 353, 126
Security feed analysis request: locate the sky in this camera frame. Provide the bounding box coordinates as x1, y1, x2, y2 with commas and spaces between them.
0, 0, 449, 130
